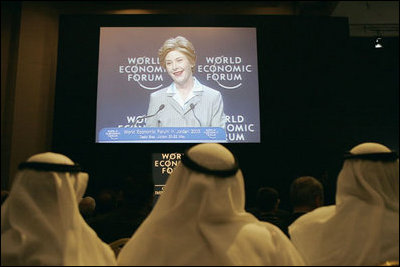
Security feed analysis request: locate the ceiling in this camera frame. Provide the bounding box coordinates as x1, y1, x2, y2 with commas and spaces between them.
330, 1, 399, 36
283, 1, 398, 36
14, 1, 400, 36
108, 1, 399, 36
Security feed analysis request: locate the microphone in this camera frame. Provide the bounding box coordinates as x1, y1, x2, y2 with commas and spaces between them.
190, 103, 202, 127
133, 104, 165, 126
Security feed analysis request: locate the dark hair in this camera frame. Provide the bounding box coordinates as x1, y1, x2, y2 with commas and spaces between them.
256, 187, 279, 212
290, 176, 324, 208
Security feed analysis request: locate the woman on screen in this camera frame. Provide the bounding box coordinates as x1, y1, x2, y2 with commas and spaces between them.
145, 36, 226, 128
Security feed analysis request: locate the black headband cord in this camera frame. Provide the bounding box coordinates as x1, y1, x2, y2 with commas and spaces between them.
343, 152, 398, 162
181, 153, 239, 178
18, 162, 83, 173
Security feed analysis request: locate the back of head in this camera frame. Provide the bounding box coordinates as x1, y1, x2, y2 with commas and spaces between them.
256, 187, 279, 212
289, 143, 399, 266
118, 143, 254, 265
152, 143, 242, 217
118, 144, 306, 266
11, 152, 88, 203
186, 143, 237, 171
290, 176, 324, 210
17, 152, 89, 202
338, 142, 399, 211
1, 152, 116, 266
79, 196, 96, 217
349, 142, 393, 155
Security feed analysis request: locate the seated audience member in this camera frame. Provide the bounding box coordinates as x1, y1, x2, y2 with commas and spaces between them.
94, 188, 117, 215
289, 142, 399, 266
88, 173, 154, 244
288, 176, 324, 226
117, 143, 305, 266
249, 187, 290, 235
1, 152, 117, 266
79, 196, 96, 221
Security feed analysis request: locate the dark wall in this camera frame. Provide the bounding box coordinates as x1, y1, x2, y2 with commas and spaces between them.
52, 15, 398, 211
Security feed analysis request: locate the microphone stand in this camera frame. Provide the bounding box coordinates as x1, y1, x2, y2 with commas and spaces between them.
190, 103, 202, 127
134, 104, 165, 127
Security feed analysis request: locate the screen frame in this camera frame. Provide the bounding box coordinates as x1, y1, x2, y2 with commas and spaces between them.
53, 14, 272, 157
95, 26, 261, 144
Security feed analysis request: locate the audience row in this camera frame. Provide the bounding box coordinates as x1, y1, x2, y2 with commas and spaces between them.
1, 142, 398, 266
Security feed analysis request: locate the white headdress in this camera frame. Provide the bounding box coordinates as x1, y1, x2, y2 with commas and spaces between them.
1, 152, 117, 266
118, 143, 305, 266
289, 142, 399, 265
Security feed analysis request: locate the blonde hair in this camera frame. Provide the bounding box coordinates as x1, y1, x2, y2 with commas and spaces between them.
158, 36, 196, 73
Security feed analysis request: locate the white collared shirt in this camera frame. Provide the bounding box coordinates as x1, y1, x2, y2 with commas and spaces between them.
167, 77, 204, 109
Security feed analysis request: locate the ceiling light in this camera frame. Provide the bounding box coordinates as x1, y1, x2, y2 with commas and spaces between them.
374, 37, 383, 49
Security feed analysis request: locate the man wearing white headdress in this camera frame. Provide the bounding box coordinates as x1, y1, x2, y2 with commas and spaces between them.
117, 143, 305, 266
1, 152, 117, 266
289, 142, 399, 266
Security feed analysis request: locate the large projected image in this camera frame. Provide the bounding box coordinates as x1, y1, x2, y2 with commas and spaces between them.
96, 27, 260, 143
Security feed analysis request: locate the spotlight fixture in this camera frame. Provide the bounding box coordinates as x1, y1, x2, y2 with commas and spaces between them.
374, 37, 383, 49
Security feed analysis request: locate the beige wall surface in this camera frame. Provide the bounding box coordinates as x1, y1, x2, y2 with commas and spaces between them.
2, 1, 22, 189
8, 2, 59, 187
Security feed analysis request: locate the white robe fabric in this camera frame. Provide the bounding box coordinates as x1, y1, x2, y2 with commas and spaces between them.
289, 142, 399, 266
1, 152, 117, 266
117, 143, 305, 266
